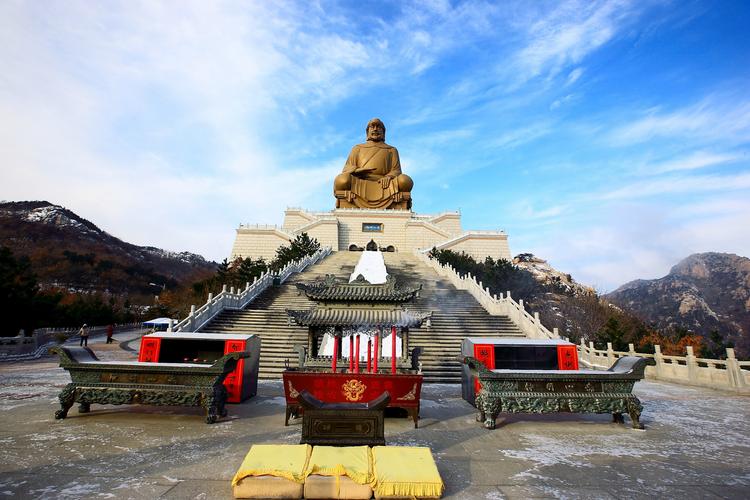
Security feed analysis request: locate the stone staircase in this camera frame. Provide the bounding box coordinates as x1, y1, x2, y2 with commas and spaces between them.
200, 251, 524, 382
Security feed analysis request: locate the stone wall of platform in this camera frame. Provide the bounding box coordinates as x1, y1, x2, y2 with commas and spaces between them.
231, 207, 511, 261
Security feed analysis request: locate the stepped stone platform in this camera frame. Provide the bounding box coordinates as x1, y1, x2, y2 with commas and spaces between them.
200, 252, 525, 382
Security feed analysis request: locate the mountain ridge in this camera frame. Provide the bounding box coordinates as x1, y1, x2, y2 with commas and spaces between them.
0, 200, 216, 299
606, 252, 750, 356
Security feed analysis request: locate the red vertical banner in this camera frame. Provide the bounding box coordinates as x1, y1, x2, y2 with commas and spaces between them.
223, 340, 246, 403
473, 344, 495, 369
138, 337, 161, 362
557, 345, 579, 370
473, 344, 494, 395
391, 326, 397, 374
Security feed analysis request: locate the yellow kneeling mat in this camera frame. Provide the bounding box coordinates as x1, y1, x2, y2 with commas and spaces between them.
232, 444, 311, 499
372, 446, 444, 499
303, 445, 374, 499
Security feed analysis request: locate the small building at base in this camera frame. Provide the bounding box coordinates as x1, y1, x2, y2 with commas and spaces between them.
230, 207, 511, 262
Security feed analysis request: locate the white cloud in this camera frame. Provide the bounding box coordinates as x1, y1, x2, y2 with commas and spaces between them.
644, 151, 744, 174
512, 0, 638, 84
598, 172, 750, 200
566, 67, 585, 86
489, 122, 552, 149
608, 97, 750, 146
521, 196, 750, 292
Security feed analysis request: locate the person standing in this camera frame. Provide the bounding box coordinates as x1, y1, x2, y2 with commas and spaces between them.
106, 324, 114, 344
79, 324, 89, 347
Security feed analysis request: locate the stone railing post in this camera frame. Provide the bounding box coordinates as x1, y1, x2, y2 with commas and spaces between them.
653, 345, 664, 378
553, 327, 559, 338
628, 343, 636, 356
222, 284, 227, 293
725, 348, 745, 389
167, 319, 173, 333
189, 305, 196, 331
588, 341, 597, 367
606, 342, 615, 365
685, 346, 698, 383
534, 312, 541, 338
579, 338, 589, 366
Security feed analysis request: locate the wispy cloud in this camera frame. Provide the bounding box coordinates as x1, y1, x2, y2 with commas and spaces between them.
511, 0, 640, 84
566, 67, 585, 86
608, 95, 750, 145
488, 122, 552, 149
644, 151, 744, 174
598, 172, 750, 200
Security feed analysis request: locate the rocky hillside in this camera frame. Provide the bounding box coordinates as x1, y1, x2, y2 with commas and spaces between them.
513, 253, 594, 297
0, 201, 216, 296
606, 253, 750, 356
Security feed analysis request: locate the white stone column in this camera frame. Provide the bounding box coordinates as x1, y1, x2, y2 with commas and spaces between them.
654, 345, 664, 379
686, 346, 698, 383
726, 348, 746, 389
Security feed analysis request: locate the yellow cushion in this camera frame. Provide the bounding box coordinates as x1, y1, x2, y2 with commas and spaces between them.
304, 474, 373, 499
232, 475, 303, 499
372, 446, 444, 499
304, 445, 374, 485
231, 444, 311, 486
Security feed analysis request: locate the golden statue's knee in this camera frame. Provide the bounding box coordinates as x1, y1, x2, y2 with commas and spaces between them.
396, 174, 413, 192
334, 173, 352, 191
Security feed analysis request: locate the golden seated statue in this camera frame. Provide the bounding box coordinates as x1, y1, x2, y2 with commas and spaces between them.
334, 118, 413, 210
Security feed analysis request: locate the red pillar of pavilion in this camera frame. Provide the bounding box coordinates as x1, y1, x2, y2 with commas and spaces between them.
349, 335, 354, 372
331, 333, 339, 372
367, 338, 372, 372
355, 335, 360, 373
391, 325, 397, 374
373, 328, 380, 372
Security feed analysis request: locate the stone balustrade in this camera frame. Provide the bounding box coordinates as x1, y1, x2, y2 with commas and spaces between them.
578, 340, 750, 394
174, 247, 331, 333
0, 323, 141, 361
413, 250, 557, 340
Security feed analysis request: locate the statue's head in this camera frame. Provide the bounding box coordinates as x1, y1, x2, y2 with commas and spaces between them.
366, 118, 386, 142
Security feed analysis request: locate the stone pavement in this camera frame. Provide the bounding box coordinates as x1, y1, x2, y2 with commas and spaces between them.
0, 333, 748, 499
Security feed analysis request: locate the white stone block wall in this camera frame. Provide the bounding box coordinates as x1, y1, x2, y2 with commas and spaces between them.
429, 213, 462, 234
230, 229, 292, 261
441, 234, 512, 261
305, 220, 339, 251
231, 207, 509, 262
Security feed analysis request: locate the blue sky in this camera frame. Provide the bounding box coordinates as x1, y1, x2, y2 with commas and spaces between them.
2, 0, 749, 291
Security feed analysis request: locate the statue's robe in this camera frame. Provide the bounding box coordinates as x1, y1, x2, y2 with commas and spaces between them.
339, 141, 408, 209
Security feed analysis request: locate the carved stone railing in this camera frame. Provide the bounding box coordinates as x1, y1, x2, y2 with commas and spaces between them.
413, 251, 557, 340
174, 247, 331, 332
0, 323, 141, 361
578, 340, 750, 394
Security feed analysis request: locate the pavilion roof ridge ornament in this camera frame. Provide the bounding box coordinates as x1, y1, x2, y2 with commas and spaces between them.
295, 274, 422, 303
